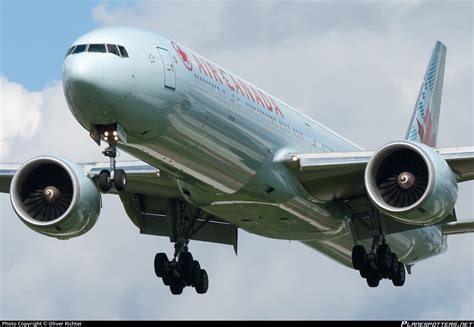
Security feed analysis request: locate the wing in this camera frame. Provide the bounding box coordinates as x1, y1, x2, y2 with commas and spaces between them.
0, 160, 237, 250
282, 146, 474, 238
285, 146, 474, 202
436, 147, 474, 182
0, 163, 20, 193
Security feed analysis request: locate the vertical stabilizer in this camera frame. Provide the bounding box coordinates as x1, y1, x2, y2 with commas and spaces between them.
405, 41, 447, 147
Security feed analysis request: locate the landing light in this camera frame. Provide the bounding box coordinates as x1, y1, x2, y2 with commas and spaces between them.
114, 136, 119, 141
291, 155, 299, 162
104, 131, 109, 137
112, 131, 118, 136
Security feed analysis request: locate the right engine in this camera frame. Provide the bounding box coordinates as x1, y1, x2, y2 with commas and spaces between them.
364, 141, 458, 226
9, 156, 101, 239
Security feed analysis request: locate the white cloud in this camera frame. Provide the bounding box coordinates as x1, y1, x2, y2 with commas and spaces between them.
91, 1, 226, 49
0, 80, 133, 164
0, 0, 472, 321
0, 77, 42, 158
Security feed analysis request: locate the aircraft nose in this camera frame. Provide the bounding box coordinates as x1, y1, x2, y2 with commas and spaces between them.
62, 55, 103, 94
62, 55, 115, 125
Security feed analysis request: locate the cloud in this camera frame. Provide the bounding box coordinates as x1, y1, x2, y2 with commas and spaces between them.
0, 77, 42, 158
0, 79, 133, 163
91, 1, 226, 49
0, 0, 472, 321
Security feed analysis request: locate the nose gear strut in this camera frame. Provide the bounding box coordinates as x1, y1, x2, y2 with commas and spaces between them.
95, 125, 127, 193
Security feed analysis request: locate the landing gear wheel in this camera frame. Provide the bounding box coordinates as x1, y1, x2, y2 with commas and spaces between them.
191, 260, 201, 286
98, 170, 112, 193
389, 253, 399, 280
114, 169, 127, 191
359, 268, 369, 279
162, 271, 172, 286
351, 245, 367, 270
170, 279, 184, 295
178, 252, 194, 276
154, 253, 169, 278
366, 274, 380, 288
376, 244, 392, 272
195, 269, 209, 294
392, 262, 406, 287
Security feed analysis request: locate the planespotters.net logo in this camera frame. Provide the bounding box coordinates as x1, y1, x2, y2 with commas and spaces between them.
402, 322, 473, 327
171, 41, 192, 71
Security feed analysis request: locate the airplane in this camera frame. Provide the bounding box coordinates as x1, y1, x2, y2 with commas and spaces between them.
1, 27, 473, 295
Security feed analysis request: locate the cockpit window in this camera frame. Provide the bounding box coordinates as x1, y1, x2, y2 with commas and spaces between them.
65, 46, 76, 57
107, 44, 120, 56
118, 45, 129, 58
88, 44, 106, 53
65, 43, 129, 58
72, 44, 87, 54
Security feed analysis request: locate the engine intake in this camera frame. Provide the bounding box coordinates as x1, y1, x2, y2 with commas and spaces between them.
375, 148, 429, 208
20, 163, 74, 222
10, 156, 101, 239
365, 141, 458, 226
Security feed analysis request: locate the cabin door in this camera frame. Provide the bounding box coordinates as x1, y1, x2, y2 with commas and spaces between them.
156, 47, 176, 90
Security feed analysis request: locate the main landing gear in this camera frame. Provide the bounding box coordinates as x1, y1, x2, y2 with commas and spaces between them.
154, 249, 209, 295
351, 209, 406, 288
98, 130, 127, 193
154, 202, 209, 295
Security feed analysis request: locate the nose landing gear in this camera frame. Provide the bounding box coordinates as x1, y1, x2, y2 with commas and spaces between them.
96, 127, 127, 193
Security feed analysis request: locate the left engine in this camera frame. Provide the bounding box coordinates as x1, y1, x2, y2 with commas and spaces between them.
9, 156, 101, 239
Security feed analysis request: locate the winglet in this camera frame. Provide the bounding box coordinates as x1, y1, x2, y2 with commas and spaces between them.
405, 41, 447, 147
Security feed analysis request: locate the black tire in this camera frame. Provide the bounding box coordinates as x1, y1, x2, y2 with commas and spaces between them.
114, 169, 127, 191
351, 245, 366, 270
178, 252, 194, 276
376, 244, 392, 272
359, 268, 369, 279
389, 253, 399, 280
191, 260, 201, 286
392, 262, 406, 287
195, 269, 209, 294
366, 274, 380, 288
170, 279, 184, 295
162, 271, 172, 286
154, 253, 169, 278
98, 170, 111, 193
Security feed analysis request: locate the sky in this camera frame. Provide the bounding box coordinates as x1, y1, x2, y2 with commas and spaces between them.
0, 0, 473, 320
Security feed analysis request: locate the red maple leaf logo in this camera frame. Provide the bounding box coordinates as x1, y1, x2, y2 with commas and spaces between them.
171, 41, 192, 71
416, 105, 436, 147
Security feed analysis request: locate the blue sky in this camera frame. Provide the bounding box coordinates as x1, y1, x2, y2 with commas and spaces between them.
1, 0, 102, 90
0, 0, 472, 320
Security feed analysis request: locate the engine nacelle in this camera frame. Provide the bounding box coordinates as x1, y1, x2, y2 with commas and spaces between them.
10, 156, 101, 239
365, 141, 458, 226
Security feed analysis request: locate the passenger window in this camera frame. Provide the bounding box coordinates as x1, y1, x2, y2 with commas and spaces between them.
72, 44, 87, 54
107, 44, 120, 56
88, 44, 106, 53
118, 45, 129, 58
65, 46, 76, 57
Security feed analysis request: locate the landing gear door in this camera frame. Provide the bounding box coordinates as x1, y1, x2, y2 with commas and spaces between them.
156, 47, 176, 90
